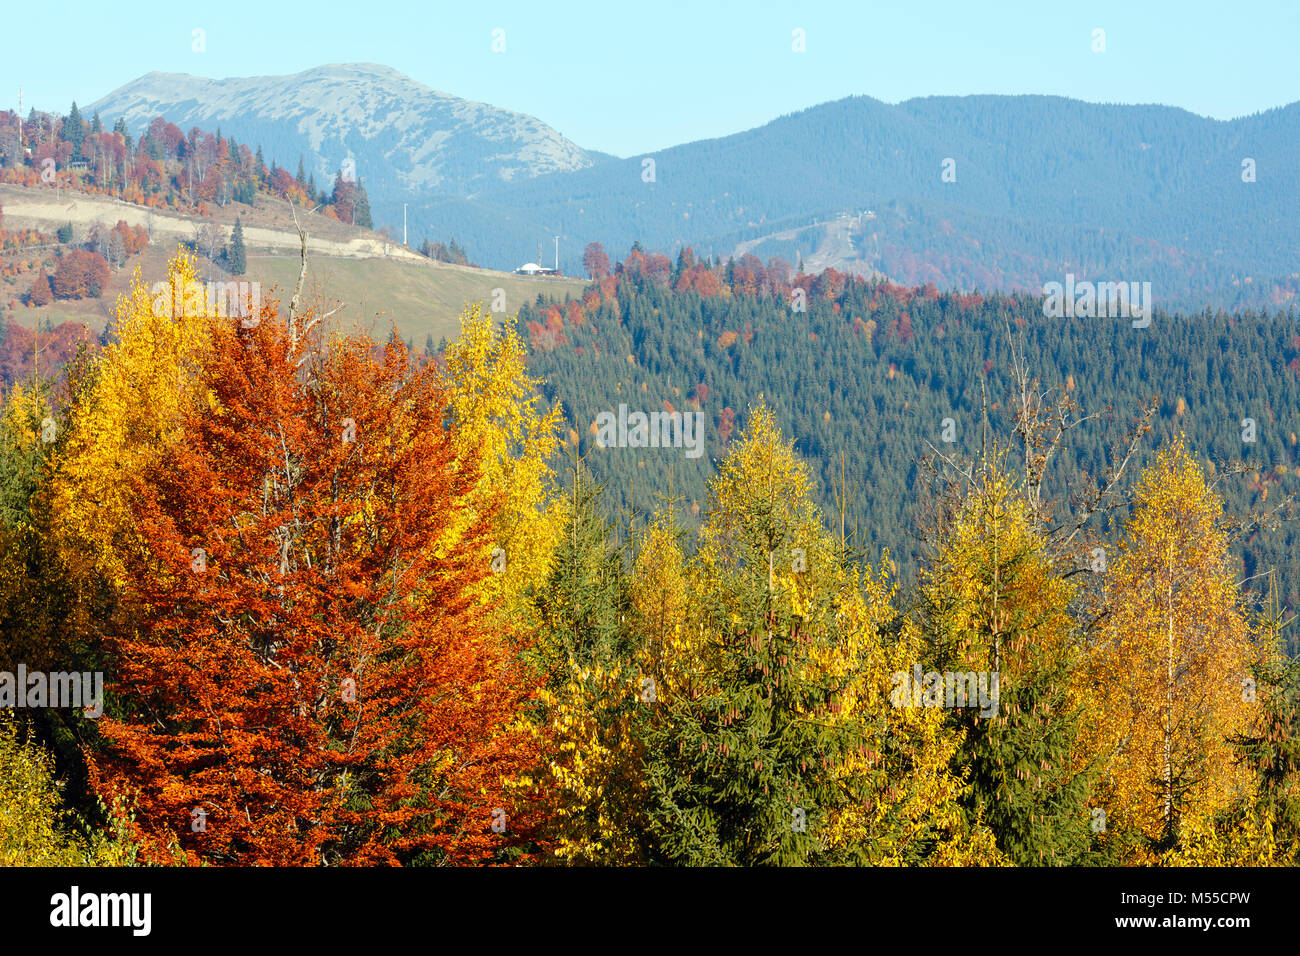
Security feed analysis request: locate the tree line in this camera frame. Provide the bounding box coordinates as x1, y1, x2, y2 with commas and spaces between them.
0, 250, 1296, 866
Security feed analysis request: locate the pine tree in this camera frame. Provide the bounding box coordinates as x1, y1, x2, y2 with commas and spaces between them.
296, 156, 306, 185
228, 218, 246, 276
353, 180, 373, 230
919, 456, 1095, 865
639, 405, 881, 865
1228, 603, 1300, 864
531, 472, 646, 863
62, 102, 85, 158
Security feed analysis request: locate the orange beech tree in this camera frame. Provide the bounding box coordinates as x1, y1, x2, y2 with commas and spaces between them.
89, 304, 546, 865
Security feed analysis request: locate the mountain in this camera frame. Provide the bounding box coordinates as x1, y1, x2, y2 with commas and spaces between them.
88, 62, 603, 222
460, 94, 1300, 308
89, 68, 1300, 308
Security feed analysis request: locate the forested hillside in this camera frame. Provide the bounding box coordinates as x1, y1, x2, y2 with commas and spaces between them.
3, 249, 1297, 869
522, 247, 1300, 637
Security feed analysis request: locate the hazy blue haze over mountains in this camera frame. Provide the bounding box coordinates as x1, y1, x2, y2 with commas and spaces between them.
90, 64, 1299, 309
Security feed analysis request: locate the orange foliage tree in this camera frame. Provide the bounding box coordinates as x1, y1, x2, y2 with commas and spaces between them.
89, 307, 546, 865
51, 250, 110, 299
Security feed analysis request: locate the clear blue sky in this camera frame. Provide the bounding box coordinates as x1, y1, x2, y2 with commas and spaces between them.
4, 0, 1298, 156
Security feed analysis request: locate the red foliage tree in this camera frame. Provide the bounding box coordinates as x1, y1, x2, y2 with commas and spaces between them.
51, 250, 111, 299
28, 269, 53, 306
0, 320, 93, 387
89, 312, 545, 865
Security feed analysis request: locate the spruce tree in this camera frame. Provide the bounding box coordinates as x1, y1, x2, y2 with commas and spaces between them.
228, 218, 246, 276
640, 405, 878, 866
63, 102, 85, 158
353, 180, 373, 230
531, 475, 629, 683
919, 458, 1095, 865
1229, 604, 1300, 864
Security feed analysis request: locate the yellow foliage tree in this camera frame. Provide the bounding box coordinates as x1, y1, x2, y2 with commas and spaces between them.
1080, 439, 1260, 861
49, 251, 213, 588
0, 715, 142, 866
441, 305, 566, 628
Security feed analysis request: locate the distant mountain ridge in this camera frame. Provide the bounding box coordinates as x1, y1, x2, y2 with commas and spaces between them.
88, 67, 1300, 309
89, 63, 601, 201
459, 93, 1300, 308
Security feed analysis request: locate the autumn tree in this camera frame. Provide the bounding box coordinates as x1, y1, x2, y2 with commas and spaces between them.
90, 312, 545, 866
28, 270, 53, 307
1080, 439, 1260, 860
50, 252, 212, 588
918, 456, 1096, 865
582, 242, 611, 280
51, 250, 111, 300
440, 304, 566, 632
0, 715, 141, 866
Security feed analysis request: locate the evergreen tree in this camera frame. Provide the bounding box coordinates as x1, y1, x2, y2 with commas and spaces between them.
919, 457, 1095, 865
353, 180, 373, 230
1229, 608, 1300, 864
228, 218, 246, 276
296, 156, 307, 185
529, 473, 650, 862
62, 102, 85, 158
640, 406, 881, 865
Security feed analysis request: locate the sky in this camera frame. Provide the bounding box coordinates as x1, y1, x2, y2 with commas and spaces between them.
3, 0, 1298, 157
